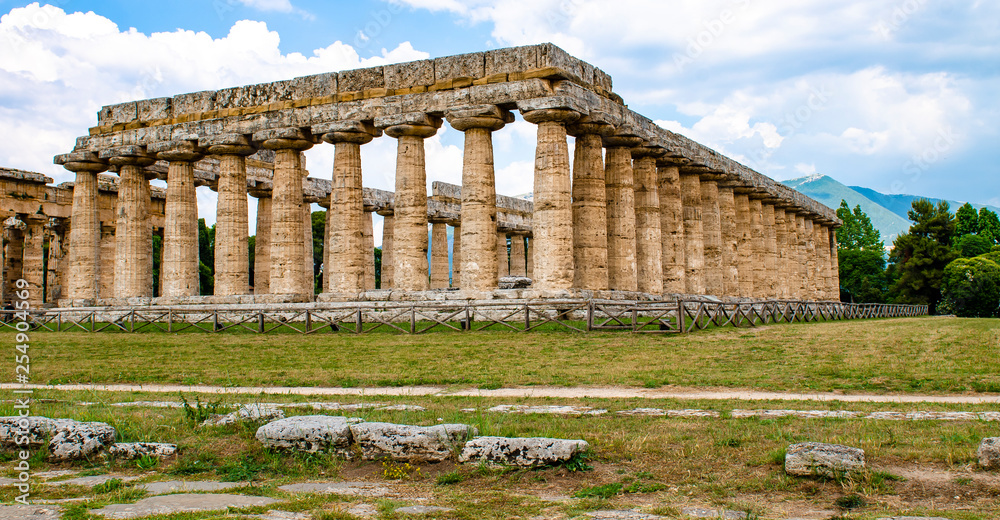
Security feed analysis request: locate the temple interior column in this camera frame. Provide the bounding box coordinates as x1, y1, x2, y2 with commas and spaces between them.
717, 185, 739, 297
679, 170, 705, 295
99, 224, 115, 299
204, 135, 254, 297
45, 222, 66, 303
378, 113, 440, 292
445, 105, 509, 293
303, 193, 315, 295
497, 231, 509, 280
632, 148, 663, 295
380, 213, 394, 289
700, 177, 723, 296
567, 121, 611, 291
526, 236, 534, 280
102, 147, 155, 298
22, 216, 45, 308
762, 203, 778, 298
152, 140, 203, 298
658, 161, 685, 294
430, 222, 449, 289
252, 192, 272, 295
362, 210, 375, 291
604, 137, 641, 292
749, 197, 766, 299
520, 107, 580, 292
734, 193, 754, 298
59, 153, 107, 303
450, 223, 460, 288
510, 234, 527, 277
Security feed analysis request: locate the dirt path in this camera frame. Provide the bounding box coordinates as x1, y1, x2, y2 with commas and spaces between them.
5, 383, 1000, 404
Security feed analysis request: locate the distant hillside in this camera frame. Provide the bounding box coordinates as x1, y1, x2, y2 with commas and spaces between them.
782, 175, 911, 243
849, 186, 1000, 221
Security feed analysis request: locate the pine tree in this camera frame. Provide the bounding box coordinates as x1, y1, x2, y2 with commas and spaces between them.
955, 202, 979, 238
889, 199, 958, 314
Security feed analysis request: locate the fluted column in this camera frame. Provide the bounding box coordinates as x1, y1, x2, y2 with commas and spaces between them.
520, 107, 580, 291
786, 212, 802, 299
446, 105, 510, 293
254, 128, 313, 297
762, 203, 779, 299
303, 184, 315, 295
700, 177, 723, 296
430, 222, 449, 289
377, 113, 440, 292
45, 221, 66, 303
794, 214, 808, 299
509, 234, 526, 277
632, 147, 664, 295
22, 216, 45, 308
497, 231, 509, 280
363, 210, 375, 291
567, 120, 612, 291
658, 161, 685, 294
814, 223, 831, 300
680, 170, 705, 295
734, 193, 754, 298
101, 146, 155, 298
99, 224, 115, 299
805, 218, 817, 298
57, 152, 108, 302
151, 140, 204, 298
604, 136, 642, 292
252, 192, 272, 294
748, 197, 766, 299
202, 135, 255, 296
718, 185, 739, 297
829, 229, 840, 299
773, 207, 789, 299
380, 213, 394, 289
451, 224, 460, 288
526, 236, 534, 280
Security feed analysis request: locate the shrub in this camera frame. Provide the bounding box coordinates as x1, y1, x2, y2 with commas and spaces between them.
940, 257, 1000, 317
955, 234, 993, 258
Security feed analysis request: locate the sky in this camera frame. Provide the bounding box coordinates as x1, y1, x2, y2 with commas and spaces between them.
1, 0, 997, 243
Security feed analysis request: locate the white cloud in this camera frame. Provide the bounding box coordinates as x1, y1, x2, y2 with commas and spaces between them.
232, 0, 315, 20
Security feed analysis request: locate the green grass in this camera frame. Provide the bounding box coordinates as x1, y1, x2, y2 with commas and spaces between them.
6, 317, 999, 394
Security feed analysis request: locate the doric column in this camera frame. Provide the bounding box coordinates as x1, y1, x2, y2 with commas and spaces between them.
56, 152, 107, 303
762, 203, 779, 299
430, 222, 449, 289
773, 207, 789, 299
795, 213, 809, 299
658, 160, 685, 294
451, 224, 461, 288
22, 216, 45, 308
202, 135, 255, 297
99, 224, 115, 299
510, 234, 527, 277
700, 176, 723, 296
717, 184, 739, 297
377, 113, 441, 292
445, 105, 511, 293
785, 211, 802, 299
379, 212, 394, 289
101, 146, 155, 298
679, 169, 705, 295
748, 197, 766, 299
805, 218, 817, 299
567, 118, 612, 291
814, 223, 831, 300
520, 106, 580, 291
45, 220, 66, 303
320, 122, 379, 294
151, 140, 204, 298
526, 236, 534, 280
632, 146, 664, 295
254, 128, 313, 297
734, 192, 754, 298
362, 210, 375, 291
251, 190, 272, 294
497, 231, 509, 280
829, 228, 840, 299
603, 135, 642, 292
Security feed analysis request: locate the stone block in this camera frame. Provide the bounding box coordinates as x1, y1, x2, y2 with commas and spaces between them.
785, 442, 865, 477
289, 72, 338, 99
434, 51, 485, 81
48, 421, 116, 462
202, 404, 284, 427
107, 442, 178, 460
459, 436, 589, 467
979, 437, 1000, 470
339, 66, 385, 92
384, 60, 435, 89
594, 68, 613, 91
98, 102, 138, 126
349, 422, 476, 462
538, 43, 584, 79
485, 46, 539, 75
172, 90, 217, 116
137, 98, 171, 121
255, 415, 362, 453
216, 81, 293, 109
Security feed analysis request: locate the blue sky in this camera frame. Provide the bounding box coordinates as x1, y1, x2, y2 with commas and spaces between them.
1, 0, 997, 239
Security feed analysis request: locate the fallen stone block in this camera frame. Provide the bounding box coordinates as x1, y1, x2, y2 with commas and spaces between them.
350, 422, 476, 462
0, 417, 83, 447
48, 422, 116, 462
203, 404, 284, 427
459, 436, 589, 467
106, 443, 178, 460
255, 415, 361, 454
784, 442, 865, 477
979, 437, 1000, 470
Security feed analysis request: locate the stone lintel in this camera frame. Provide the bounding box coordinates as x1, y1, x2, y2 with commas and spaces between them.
374, 112, 442, 130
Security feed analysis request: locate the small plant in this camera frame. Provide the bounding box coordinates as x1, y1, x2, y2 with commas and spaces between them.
623, 481, 665, 493
218, 456, 268, 482
562, 451, 594, 472
954, 476, 973, 486
435, 470, 465, 485
573, 482, 622, 499
768, 448, 787, 465
834, 493, 866, 510
181, 395, 225, 423
93, 478, 125, 494
381, 460, 422, 480
135, 455, 160, 470
715, 436, 742, 448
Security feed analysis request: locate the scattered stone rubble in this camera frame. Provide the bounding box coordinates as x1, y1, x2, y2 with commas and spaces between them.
784, 442, 866, 477
0, 416, 177, 463
201, 403, 284, 426
979, 437, 1000, 470
459, 436, 589, 467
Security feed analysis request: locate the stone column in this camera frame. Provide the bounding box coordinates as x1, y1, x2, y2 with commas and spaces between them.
430, 222, 449, 289
362, 210, 375, 291
762, 203, 779, 299
658, 161, 685, 294
497, 231, 509, 280
567, 120, 612, 291
254, 128, 313, 298
773, 207, 789, 299
815, 223, 832, 300
99, 224, 115, 299
520, 106, 580, 292
22, 216, 45, 308
57, 152, 107, 303
45, 221, 66, 303
101, 146, 156, 298
786, 212, 802, 299
380, 212, 394, 288
603, 136, 642, 292
510, 234, 527, 277
321, 122, 378, 294
734, 192, 754, 298
526, 236, 534, 280
795, 214, 809, 299
805, 218, 817, 299
203, 135, 255, 297
632, 147, 664, 295
718, 185, 739, 297
829, 229, 840, 300
679, 170, 705, 295
377, 113, 441, 292
303, 195, 315, 295
251, 191, 272, 295
151, 140, 204, 298
748, 197, 766, 299
700, 177, 723, 296
450, 223, 460, 288
445, 105, 510, 293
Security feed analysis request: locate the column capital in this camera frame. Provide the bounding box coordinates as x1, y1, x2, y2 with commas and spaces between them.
566, 111, 616, 137
149, 139, 205, 162
630, 144, 668, 160
252, 127, 314, 151
376, 112, 442, 138
317, 120, 381, 144
200, 134, 256, 156
445, 105, 513, 132
55, 151, 109, 173
99, 145, 156, 167
520, 108, 581, 125
655, 156, 690, 168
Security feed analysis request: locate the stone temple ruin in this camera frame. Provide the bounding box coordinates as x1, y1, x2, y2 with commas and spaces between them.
37, 43, 839, 308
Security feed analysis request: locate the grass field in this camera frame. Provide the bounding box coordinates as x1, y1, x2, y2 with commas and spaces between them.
9, 316, 1000, 394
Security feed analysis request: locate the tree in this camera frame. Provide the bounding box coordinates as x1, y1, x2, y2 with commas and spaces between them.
940, 256, 1000, 318
955, 202, 979, 237
889, 199, 958, 314
838, 249, 888, 303
979, 207, 1000, 245
836, 200, 884, 251
198, 218, 215, 295
311, 210, 325, 294
955, 234, 993, 258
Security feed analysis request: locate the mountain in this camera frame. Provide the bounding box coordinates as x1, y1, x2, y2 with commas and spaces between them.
848, 186, 1000, 221
781, 174, 911, 243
